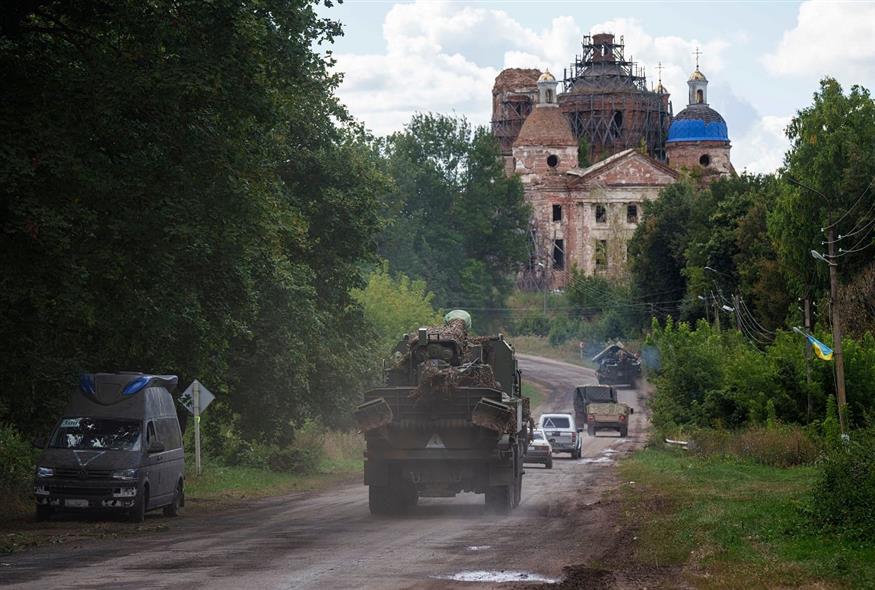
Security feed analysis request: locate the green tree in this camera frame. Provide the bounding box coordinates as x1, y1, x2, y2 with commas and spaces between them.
380, 113, 530, 315
770, 78, 875, 297
353, 263, 444, 355
0, 1, 388, 442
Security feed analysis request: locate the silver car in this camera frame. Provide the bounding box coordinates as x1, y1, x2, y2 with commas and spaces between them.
524, 429, 553, 469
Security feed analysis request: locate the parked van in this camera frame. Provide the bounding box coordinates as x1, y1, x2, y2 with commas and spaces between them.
34, 372, 185, 522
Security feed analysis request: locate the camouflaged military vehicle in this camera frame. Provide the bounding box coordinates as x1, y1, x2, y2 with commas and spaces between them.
355, 311, 529, 515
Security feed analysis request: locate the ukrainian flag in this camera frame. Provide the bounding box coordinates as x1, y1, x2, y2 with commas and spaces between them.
807, 335, 834, 361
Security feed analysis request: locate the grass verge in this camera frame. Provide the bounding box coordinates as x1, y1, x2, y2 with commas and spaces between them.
522, 381, 546, 413
618, 448, 875, 589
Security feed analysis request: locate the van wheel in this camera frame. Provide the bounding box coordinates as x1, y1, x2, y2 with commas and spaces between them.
620, 426, 629, 438
571, 448, 580, 460
130, 485, 147, 523
164, 481, 183, 517
545, 457, 553, 469
35, 505, 53, 522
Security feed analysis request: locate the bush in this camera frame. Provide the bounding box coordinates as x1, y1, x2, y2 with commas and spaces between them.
809, 427, 875, 539
687, 425, 819, 467
0, 423, 36, 495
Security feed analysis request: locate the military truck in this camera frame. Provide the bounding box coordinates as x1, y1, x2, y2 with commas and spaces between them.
355, 310, 529, 515
574, 384, 633, 437
593, 342, 641, 386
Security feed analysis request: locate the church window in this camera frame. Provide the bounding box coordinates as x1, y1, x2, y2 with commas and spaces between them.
627, 204, 638, 224
546, 89, 554, 103
699, 154, 711, 166
595, 204, 607, 223
552, 239, 565, 270
547, 154, 559, 168
552, 204, 562, 222
595, 240, 608, 269
696, 89, 704, 103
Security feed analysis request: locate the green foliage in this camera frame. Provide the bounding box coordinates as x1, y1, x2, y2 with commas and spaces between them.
686, 426, 818, 467
577, 136, 591, 168
822, 395, 841, 446
771, 78, 875, 294
0, 424, 36, 497
649, 316, 875, 430
379, 113, 530, 313
810, 427, 875, 540
0, 1, 388, 442
353, 262, 444, 355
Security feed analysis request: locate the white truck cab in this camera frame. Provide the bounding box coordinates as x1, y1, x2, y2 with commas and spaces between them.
537, 413, 582, 459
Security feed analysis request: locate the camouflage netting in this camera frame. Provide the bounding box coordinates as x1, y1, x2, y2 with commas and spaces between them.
395, 316, 502, 400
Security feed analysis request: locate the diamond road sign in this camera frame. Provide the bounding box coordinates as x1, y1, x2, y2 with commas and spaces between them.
180, 379, 215, 415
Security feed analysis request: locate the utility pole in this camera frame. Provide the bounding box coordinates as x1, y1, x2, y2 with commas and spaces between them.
732, 294, 742, 331
826, 225, 848, 435
803, 296, 812, 422
711, 292, 720, 331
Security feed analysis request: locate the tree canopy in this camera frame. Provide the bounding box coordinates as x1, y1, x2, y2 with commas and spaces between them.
378, 113, 531, 318
0, 0, 388, 442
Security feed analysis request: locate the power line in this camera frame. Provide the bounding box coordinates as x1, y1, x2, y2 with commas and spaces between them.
823, 175, 875, 231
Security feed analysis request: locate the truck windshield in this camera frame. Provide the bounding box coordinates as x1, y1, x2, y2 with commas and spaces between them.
50, 417, 142, 451
542, 417, 570, 429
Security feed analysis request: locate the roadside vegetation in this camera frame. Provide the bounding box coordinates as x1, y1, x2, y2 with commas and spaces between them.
619, 447, 875, 589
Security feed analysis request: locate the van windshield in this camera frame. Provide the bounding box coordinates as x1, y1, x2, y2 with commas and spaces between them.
50, 417, 142, 451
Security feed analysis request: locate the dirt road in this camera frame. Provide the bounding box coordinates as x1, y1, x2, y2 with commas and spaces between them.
0, 355, 647, 590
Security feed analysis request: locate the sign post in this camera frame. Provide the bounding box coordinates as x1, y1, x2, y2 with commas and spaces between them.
180, 380, 214, 476
194, 380, 202, 476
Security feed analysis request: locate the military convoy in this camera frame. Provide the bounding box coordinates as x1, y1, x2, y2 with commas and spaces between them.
355, 311, 529, 515
593, 342, 641, 387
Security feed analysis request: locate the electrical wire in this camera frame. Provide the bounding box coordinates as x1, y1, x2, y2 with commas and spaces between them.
823, 175, 875, 230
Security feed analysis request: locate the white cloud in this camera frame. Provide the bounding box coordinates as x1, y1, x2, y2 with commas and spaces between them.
763, 1, 875, 82
732, 115, 792, 174
333, 0, 777, 169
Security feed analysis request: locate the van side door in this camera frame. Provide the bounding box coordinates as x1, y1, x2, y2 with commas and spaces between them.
156, 418, 184, 500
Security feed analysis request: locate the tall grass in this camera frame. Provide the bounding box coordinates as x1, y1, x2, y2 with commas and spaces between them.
662, 425, 819, 467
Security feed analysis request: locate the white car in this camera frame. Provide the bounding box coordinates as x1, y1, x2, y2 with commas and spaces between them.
538, 413, 582, 459
524, 429, 553, 469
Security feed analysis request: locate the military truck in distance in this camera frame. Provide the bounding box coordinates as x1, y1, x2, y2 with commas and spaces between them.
355, 310, 529, 515
593, 342, 641, 387
574, 384, 633, 437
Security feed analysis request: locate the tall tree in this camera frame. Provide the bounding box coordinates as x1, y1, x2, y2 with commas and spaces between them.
380, 113, 530, 316
0, 0, 388, 441
770, 78, 875, 297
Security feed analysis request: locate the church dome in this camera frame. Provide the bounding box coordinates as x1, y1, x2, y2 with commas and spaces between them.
667, 104, 729, 142
538, 70, 556, 82
688, 69, 707, 82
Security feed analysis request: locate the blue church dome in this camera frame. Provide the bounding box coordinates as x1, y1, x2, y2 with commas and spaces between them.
667, 104, 729, 142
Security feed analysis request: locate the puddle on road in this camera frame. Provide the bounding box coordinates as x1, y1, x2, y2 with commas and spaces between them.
601, 449, 618, 454
436, 570, 558, 583
466, 545, 492, 551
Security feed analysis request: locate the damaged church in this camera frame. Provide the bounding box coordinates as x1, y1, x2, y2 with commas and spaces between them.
492, 33, 733, 289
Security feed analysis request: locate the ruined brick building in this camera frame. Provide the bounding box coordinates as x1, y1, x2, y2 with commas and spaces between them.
492, 34, 733, 289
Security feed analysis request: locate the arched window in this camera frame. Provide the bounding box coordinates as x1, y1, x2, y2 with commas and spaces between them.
546, 89, 554, 103
696, 89, 704, 103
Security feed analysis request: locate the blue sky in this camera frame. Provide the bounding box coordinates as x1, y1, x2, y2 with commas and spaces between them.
317, 1, 875, 173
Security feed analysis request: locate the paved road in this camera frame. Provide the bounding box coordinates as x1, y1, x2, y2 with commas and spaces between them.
1, 355, 647, 590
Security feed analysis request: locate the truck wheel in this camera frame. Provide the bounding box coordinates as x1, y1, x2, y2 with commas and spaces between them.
545, 457, 553, 469
399, 480, 418, 512
163, 480, 183, 517
35, 505, 53, 522
587, 424, 596, 437
368, 485, 392, 515
620, 426, 629, 438
485, 485, 512, 514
